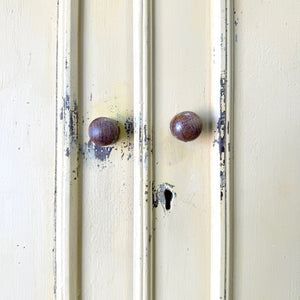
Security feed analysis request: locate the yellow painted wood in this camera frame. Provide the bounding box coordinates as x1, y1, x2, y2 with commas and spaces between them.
56, 0, 80, 298
2, 1, 300, 299
153, 1, 212, 299
133, 0, 153, 299
233, 0, 300, 299
0, 0, 57, 298
79, 1, 134, 299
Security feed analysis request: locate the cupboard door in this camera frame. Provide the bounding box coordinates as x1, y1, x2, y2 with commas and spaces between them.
56, 1, 218, 299
2, 0, 299, 299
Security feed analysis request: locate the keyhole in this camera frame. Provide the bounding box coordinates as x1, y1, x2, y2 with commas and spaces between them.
164, 189, 173, 210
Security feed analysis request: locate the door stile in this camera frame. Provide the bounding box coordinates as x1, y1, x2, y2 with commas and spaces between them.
133, 0, 153, 299
211, 0, 233, 299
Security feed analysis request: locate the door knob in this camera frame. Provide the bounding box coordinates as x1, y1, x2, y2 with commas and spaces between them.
170, 111, 203, 142
88, 117, 120, 146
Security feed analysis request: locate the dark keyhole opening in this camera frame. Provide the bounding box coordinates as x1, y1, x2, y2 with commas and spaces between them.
164, 189, 173, 210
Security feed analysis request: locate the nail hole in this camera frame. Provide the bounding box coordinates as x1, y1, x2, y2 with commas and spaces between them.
164, 189, 173, 210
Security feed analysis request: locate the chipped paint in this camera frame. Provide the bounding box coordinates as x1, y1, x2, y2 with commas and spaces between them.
213, 72, 227, 199
84, 140, 115, 161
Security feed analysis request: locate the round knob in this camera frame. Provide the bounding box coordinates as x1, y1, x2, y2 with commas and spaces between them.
88, 117, 120, 146
170, 111, 203, 142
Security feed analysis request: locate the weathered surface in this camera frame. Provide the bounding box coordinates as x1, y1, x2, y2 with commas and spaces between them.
233, 0, 300, 299
0, 0, 57, 298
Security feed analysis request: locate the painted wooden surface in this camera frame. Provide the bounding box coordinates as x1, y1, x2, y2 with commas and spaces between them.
79, 1, 134, 299
152, 1, 212, 299
2, 0, 300, 299
233, 0, 300, 299
0, 0, 57, 299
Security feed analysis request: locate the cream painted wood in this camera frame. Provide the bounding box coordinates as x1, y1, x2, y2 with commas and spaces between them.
56, 0, 80, 298
211, 1, 233, 299
79, 1, 134, 299
3, 0, 300, 300
233, 0, 300, 299
153, 1, 212, 299
0, 0, 57, 299
133, 0, 153, 299
57, 0, 228, 299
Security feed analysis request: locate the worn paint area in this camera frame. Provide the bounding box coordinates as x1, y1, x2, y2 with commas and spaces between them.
213, 72, 227, 198
81, 117, 134, 169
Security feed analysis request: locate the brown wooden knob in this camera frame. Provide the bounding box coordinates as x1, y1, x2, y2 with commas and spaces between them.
170, 111, 203, 142
88, 117, 120, 146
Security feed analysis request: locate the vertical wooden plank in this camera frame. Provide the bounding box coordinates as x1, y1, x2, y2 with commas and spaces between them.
233, 0, 300, 299
80, 1, 134, 299
153, 1, 212, 299
0, 0, 57, 298
56, 0, 80, 298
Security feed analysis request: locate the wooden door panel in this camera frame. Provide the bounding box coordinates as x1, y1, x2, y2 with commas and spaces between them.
80, 1, 133, 298
0, 0, 57, 299
233, 0, 300, 299
2, 0, 299, 299
153, 1, 211, 299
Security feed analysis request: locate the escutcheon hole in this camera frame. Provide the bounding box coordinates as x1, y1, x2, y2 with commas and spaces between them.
164, 189, 173, 210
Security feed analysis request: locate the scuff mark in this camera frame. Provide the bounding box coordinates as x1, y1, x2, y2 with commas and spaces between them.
234, 11, 239, 27
65, 58, 68, 70
65, 147, 70, 157
61, 86, 79, 149
124, 117, 134, 136
60, 107, 63, 120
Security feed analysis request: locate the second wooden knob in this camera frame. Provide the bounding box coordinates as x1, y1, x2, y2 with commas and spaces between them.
170, 111, 203, 142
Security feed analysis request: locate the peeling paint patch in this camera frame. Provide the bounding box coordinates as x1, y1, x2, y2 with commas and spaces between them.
81, 117, 134, 166
61, 84, 79, 149
212, 72, 227, 201
84, 140, 114, 162
124, 117, 134, 136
